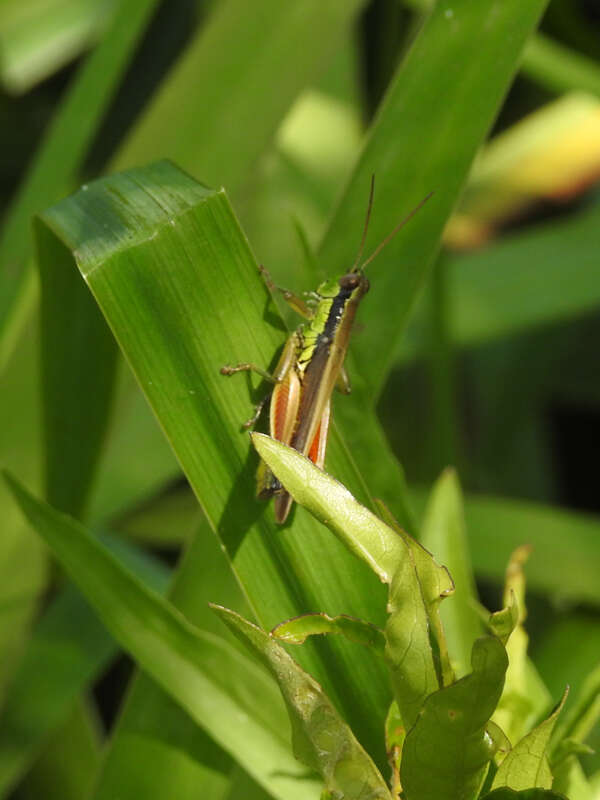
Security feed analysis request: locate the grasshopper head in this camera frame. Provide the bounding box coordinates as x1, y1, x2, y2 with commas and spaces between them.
339, 270, 369, 298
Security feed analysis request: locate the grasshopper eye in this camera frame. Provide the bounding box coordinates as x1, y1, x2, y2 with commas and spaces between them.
339, 273, 361, 290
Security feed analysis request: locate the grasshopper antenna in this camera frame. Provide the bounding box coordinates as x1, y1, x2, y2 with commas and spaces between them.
350, 174, 376, 273
360, 190, 434, 271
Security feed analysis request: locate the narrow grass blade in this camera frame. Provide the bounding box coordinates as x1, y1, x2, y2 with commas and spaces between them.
522, 34, 600, 97
410, 488, 600, 605
13, 698, 100, 800
319, 0, 550, 397
0, 0, 160, 363
315, 0, 550, 527
0, 534, 168, 798
112, 0, 367, 187
493, 547, 552, 746
0, 0, 113, 94
36, 222, 118, 518
0, 322, 49, 696
397, 194, 600, 365
3, 471, 321, 800
92, 670, 238, 800
552, 665, 600, 755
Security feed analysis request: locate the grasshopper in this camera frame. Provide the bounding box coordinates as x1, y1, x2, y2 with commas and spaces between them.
222, 179, 431, 523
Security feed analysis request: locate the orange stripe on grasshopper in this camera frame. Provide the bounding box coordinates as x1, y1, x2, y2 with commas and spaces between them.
307, 400, 330, 468
273, 400, 330, 524
270, 368, 300, 445
256, 364, 301, 503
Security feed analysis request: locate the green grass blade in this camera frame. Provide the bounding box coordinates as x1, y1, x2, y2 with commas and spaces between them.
112, 0, 367, 187
311, 0, 550, 527
36, 221, 119, 518
397, 194, 600, 365
0, 320, 49, 696
319, 0, 550, 397
225, 768, 275, 800
409, 488, 600, 605
35, 160, 391, 763
12, 698, 100, 800
92, 520, 258, 800
493, 547, 552, 746
3, 471, 321, 800
522, 33, 600, 97
459, 494, 600, 606
86, 364, 180, 523
0, 0, 113, 94
552, 664, 600, 753
91, 674, 239, 800
0, 0, 160, 366
0, 534, 168, 798
444, 197, 600, 352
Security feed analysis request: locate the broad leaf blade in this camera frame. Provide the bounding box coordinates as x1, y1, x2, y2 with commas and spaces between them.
272, 613, 386, 655
376, 499, 454, 688
484, 789, 569, 800
251, 434, 404, 583
400, 637, 509, 800
492, 691, 568, 792
252, 432, 441, 728
213, 605, 392, 800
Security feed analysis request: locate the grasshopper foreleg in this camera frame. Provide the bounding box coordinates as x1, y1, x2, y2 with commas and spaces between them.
258, 264, 315, 320
220, 362, 276, 382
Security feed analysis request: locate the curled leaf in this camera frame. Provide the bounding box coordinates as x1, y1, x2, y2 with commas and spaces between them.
272, 613, 386, 655
212, 604, 393, 800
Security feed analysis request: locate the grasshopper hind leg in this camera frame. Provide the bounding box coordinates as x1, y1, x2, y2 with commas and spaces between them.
242, 392, 271, 430
258, 264, 315, 320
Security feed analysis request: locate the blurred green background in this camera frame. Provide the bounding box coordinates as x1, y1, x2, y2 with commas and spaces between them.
0, 0, 599, 798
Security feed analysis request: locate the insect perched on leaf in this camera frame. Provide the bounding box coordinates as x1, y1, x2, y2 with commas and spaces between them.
221, 178, 432, 523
